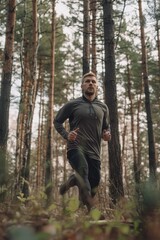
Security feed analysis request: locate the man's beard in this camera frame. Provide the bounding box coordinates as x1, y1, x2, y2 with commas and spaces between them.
85, 88, 96, 96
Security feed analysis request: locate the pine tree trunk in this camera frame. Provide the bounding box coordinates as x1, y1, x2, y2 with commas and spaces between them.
15, 0, 39, 197
15, 37, 30, 196
0, 0, 16, 201
45, 0, 56, 205
54, 143, 59, 201
83, 0, 90, 74
90, 0, 97, 74
138, 0, 157, 182
36, 62, 44, 189
156, 19, 160, 72
137, 84, 143, 184
15, 12, 27, 196
126, 57, 139, 185
22, 0, 39, 197
154, 0, 160, 73
102, 0, 124, 205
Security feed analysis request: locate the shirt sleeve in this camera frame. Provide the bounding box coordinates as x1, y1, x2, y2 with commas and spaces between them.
54, 103, 71, 140
102, 104, 110, 131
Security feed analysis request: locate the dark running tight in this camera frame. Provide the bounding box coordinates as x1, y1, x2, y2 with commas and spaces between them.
67, 148, 101, 197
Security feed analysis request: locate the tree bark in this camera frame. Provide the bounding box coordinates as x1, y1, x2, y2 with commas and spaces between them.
36, 61, 44, 189
102, 0, 124, 205
83, 0, 90, 74
153, 0, 160, 73
126, 57, 140, 185
15, 0, 39, 197
90, 0, 97, 74
21, 0, 39, 197
0, 0, 16, 201
45, 0, 56, 205
138, 0, 157, 182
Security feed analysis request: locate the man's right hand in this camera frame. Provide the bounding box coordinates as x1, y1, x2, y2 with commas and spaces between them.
102, 129, 111, 141
68, 128, 79, 142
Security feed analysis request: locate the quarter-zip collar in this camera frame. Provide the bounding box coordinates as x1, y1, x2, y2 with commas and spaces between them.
82, 95, 98, 119
82, 94, 97, 103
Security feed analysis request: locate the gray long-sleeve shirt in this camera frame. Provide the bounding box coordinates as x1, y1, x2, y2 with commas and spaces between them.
54, 95, 110, 161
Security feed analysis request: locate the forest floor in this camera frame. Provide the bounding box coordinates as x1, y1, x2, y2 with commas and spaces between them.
0, 194, 160, 240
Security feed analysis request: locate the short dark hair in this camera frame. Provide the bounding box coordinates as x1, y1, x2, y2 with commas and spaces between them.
82, 71, 96, 82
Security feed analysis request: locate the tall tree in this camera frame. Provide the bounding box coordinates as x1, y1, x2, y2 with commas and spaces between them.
45, 0, 56, 205
14, 0, 39, 197
138, 0, 157, 182
90, 0, 97, 74
126, 56, 140, 187
21, 0, 39, 197
102, 0, 124, 205
83, 0, 90, 74
36, 61, 45, 189
0, 0, 16, 201
153, 0, 160, 73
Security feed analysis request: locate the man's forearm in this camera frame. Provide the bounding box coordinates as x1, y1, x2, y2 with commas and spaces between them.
54, 120, 68, 140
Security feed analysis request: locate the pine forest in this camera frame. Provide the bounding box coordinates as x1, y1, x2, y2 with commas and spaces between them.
0, 0, 160, 239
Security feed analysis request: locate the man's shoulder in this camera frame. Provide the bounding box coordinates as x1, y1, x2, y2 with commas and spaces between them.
68, 96, 83, 104
95, 98, 108, 107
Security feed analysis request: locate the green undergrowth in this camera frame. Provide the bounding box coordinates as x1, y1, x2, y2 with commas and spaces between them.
1, 184, 160, 240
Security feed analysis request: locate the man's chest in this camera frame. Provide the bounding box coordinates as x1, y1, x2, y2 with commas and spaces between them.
71, 102, 104, 121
